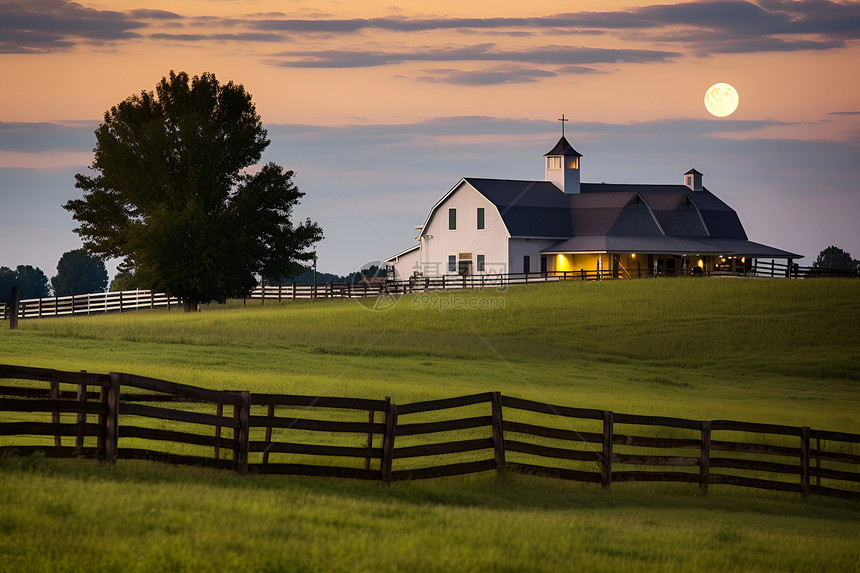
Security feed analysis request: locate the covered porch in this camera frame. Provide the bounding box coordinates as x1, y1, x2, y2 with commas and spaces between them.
541, 236, 801, 279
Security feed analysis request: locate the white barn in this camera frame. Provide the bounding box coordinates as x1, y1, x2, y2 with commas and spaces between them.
387, 134, 799, 279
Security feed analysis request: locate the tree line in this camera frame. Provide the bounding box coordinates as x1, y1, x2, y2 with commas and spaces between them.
263, 264, 386, 287
1, 253, 384, 302
1, 250, 108, 300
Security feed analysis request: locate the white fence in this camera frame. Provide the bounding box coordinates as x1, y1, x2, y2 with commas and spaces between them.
5, 264, 854, 321
1, 290, 180, 320
250, 271, 576, 301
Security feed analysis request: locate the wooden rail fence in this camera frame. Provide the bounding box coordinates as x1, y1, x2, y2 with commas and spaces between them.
4, 262, 855, 322
1, 289, 180, 321
2, 364, 858, 500
251, 262, 856, 302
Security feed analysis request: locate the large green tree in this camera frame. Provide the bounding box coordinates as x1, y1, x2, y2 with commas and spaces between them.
65, 71, 323, 311
51, 249, 108, 296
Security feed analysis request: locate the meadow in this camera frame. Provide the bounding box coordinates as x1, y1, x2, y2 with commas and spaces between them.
1, 278, 859, 571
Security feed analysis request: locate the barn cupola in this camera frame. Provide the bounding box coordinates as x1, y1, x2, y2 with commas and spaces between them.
684, 168, 703, 192
544, 114, 582, 194
544, 135, 582, 194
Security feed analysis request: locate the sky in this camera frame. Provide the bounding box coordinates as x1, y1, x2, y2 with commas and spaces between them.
1, 0, 859, 280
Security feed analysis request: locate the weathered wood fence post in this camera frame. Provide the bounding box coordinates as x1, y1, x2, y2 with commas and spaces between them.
700, 420, 712, 494
103, 373, 120, 463
9, 286, 19, 329
234, 392, 250, 474
214, 402, 224, 460
263, 404, 275, 465
815, 437, 821, 487
366, 397, 390, 471
602, 410, 614, 489
75, 380, 87, 454
50, 374, 61, 447
491, 392, 505, 471
381, 398, 397, 483
800, 426, 810, 501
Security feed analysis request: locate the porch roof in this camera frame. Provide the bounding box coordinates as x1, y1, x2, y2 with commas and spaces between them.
541, 236, 801, 258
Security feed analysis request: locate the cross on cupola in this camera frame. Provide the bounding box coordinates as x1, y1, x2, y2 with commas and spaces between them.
558, 114, 568, 136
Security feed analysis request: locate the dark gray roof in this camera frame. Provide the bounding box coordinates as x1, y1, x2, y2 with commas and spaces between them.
544, 136, 582, 157
464, 178, 572, 238
451, 177, 797, 258
580, 183, 747, 240
568, 192, 663, 236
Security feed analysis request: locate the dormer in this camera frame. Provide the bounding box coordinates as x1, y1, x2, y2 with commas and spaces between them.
684, 168, 703, 192
544, 136, 582, 194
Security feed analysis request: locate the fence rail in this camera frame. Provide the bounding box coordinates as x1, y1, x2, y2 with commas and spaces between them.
251, 262, 856, 302
3, 262, 856, 321
1, 289, 180, 321
250, 272, 576, 301
748, 260, 858, 279
2, 364, 858, 500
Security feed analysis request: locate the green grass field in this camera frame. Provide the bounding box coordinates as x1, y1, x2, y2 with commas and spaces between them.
2, 278, 859, 571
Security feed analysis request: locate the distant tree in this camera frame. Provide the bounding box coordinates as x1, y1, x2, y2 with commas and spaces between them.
345, 264, 386, 284
109, 269, 140, 292
13, 265, 51, 299
64, 70, 323, 311
51, 249, 108, 296
271, 266, 344, 286
0, 266, 16, 301
812, 246, 858, 270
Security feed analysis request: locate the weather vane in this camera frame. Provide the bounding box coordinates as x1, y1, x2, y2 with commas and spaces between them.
558, 114, 568, 136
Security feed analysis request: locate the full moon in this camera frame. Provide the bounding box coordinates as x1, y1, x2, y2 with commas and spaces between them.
704, 82, 739, 117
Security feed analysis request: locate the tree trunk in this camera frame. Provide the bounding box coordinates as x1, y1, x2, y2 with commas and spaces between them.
183, 298, 199, 312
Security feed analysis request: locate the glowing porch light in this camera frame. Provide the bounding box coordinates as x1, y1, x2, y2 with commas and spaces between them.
697, 259, 704, 269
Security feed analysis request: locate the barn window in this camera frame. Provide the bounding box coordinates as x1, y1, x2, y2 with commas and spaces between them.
477, 207, 485, 230
448, 208, 456, 230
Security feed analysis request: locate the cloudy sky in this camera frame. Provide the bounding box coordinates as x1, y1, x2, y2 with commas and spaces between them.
1, 0, 858, 279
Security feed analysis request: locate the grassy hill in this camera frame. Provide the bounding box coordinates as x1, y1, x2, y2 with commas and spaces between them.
1, 278, 859, 571
3, 278, 858, 429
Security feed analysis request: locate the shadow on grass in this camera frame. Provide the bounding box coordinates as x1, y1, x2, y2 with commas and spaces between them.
3, 452, 858, 521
